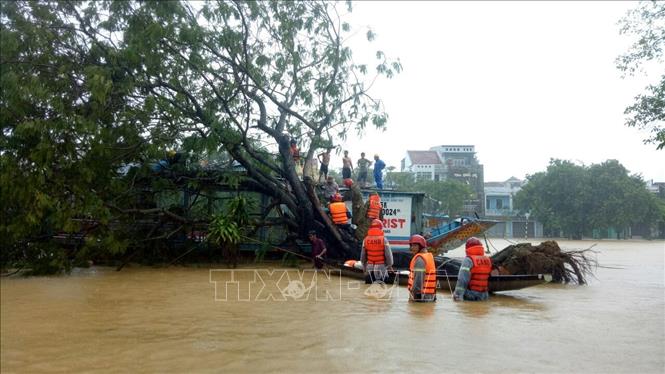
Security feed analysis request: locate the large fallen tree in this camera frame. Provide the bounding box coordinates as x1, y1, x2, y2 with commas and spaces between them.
1, 1, 400, 273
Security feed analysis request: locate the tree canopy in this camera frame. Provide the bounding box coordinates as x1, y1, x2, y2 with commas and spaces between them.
617, 0, 665, 149
1, 1, 400, 272
514, 159, 665, 239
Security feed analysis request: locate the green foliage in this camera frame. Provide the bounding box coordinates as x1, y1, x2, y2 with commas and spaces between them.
514, 159, 664, 238
1, 0, 398, 272
617, 1, 665, 149
22, 243, 71, 276
0, 1, 158, 270
208, 215, 241, 245
254, 242, 270, 263
281, 252, 300, 267
384, 172, 472, 216
207, 196, 256, 246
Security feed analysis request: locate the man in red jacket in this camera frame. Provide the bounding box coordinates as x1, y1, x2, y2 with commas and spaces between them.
308, 230, 327, 270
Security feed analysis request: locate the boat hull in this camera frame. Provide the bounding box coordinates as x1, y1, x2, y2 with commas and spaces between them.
337, 266, 551, 293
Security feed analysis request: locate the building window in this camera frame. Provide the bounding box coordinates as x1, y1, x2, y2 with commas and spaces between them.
496, 199, 503, 209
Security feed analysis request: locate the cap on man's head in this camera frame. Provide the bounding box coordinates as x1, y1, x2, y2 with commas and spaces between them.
308, 230, 317, 236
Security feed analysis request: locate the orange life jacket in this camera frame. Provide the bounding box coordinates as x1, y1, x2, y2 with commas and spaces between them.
466, 244, 492, 292
367, 195, 381, 219
408, 252, 437, 295
364, 227, 385, 265
329, 202, 348, 225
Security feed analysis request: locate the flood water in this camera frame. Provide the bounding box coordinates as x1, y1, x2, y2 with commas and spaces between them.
2, 239, 664, 373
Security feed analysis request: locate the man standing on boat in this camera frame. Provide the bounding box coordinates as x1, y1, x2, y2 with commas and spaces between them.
373, 154, 386, 189
407, 234, 437, 302
357, 152, 372, 188
342, 150, 353, 180
453, 237, 492, 301
360, 219, 393, 283
317, 148, 331, 183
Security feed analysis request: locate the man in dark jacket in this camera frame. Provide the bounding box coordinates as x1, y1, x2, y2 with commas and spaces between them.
308, 230, 327, 270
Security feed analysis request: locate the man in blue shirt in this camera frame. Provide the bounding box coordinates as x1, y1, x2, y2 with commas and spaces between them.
373, 154, 386, 189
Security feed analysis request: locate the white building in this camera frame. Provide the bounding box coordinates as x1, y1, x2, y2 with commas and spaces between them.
401, 150, 444, 181
401, 145, 485, 215
484, 177, 543, 238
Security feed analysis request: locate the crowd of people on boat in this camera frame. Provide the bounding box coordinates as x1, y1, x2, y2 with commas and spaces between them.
288, 137, 386, 190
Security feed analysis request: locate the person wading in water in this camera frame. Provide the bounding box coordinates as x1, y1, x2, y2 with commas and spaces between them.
453, 237, 492, 301
407, 234, 437, 302
308, 230, 327, 270
360, 219, 393, 284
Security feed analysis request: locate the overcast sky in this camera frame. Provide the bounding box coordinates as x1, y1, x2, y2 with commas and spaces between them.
329, 1, 664, 183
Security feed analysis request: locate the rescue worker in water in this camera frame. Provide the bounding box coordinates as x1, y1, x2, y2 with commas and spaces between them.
407, 234, 437, 302
360, 219, 393, 283
453, 237, 492, 301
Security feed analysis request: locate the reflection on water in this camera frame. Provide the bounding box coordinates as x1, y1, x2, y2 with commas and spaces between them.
2, 240, 664, 373
407, 301, 437, 319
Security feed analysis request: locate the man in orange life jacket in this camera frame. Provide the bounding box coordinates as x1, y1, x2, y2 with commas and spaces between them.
366, 192, 381, 220
328, 193, 351, 228
360, 219, 393, 283
453, 237, 492, 301
407, 234, 437, 302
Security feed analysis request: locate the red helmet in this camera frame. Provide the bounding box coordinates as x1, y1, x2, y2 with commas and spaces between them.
465, 237, 485, 256
343, 178, 354, 188
466, 237, 481, 249
370, 219, 383, 229
409, 234, 427, 249
330, 193, 343, 202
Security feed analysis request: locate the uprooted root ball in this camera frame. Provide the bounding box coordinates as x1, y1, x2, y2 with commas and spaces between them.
491, 241, 597, 284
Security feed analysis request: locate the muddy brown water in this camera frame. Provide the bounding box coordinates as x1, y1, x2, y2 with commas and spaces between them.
2, 240, 663, 373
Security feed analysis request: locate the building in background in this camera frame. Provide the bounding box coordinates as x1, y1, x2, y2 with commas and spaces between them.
401, 145, 485, 216
430, 145, 484, 215
484, 177, 543, 238
401, 150, 444, 181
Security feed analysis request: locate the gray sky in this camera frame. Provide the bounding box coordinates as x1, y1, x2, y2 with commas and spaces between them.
333, 1, 664, 182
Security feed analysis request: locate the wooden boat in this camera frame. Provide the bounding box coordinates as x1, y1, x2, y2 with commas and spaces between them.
335, 263, 551, 293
